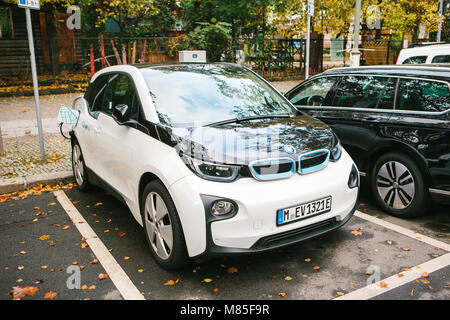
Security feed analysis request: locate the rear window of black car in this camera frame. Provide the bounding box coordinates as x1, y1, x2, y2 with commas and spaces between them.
396, 79, 450, 112
332, 75, 395, 109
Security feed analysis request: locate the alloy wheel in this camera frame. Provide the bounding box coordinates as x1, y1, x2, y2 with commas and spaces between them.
72, 144, 84, 186
376, 161, 415, 210
144, 192, 174, 260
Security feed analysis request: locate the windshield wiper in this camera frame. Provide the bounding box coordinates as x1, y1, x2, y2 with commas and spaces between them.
204, 114, 292, 127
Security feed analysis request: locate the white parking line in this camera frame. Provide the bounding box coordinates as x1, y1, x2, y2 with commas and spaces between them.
333, 210, 450, 300
53, 190, 145, 300
335, 252, 450, 300
355, 210, 450, 252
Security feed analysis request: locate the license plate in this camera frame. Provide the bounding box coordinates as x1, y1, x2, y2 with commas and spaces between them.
277, 196, 332, 226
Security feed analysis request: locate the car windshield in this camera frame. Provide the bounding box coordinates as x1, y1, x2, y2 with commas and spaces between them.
140, 64, 296, 126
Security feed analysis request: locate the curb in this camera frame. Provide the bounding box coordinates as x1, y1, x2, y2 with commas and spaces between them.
0, 170, 74, 194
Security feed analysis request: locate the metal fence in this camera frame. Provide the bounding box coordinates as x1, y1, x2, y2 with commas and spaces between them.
0, 36, 405, 80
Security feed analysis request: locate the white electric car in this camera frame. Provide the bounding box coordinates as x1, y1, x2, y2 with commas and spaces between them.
71, 63, 359, 269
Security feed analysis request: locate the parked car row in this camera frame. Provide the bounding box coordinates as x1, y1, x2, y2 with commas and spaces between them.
70, 62, 449, 269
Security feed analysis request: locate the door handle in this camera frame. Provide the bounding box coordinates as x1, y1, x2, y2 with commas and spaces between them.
94, 126, 102, 134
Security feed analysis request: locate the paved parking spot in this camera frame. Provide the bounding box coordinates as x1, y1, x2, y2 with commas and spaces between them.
1, 186, 448, 300
59, 187, 449, 300
0, 191, 121, 300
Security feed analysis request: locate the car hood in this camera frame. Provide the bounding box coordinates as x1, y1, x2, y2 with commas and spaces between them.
167, 115, 334, 165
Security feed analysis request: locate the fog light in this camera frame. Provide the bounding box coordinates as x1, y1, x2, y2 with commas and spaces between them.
348, 164, 359, 189
211, 200, 235, 216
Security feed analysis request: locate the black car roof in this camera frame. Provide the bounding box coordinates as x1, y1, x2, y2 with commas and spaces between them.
322, 65, 450, 79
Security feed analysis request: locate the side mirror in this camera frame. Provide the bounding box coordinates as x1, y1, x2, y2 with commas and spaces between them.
112, 104, 130, 124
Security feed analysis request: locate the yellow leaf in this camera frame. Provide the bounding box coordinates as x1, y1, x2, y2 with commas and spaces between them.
203, 278, 213, 283
44, 291, 57, 299
278, 292, 286, 297
138, 269, 144, 273
48, 202, 56, 206
164, 280, 175, 286
284, 276, 293, 281
336, 292, 345, 296
39, 235, 50, 240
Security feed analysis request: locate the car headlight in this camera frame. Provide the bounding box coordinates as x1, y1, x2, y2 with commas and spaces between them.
181, 154, 240, 182
330, 134, 342, 162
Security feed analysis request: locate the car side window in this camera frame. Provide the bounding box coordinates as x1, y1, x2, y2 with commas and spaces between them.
432, 55, 450, 63
402, 56, 427, 64
396, 79, 450, 112
288, 77, 337, 106
85, 74, 109, 114
333, 76, 394, 109
103, 74, 140, 120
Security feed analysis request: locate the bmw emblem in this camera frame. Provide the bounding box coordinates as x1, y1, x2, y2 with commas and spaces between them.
283, 144, 296, 155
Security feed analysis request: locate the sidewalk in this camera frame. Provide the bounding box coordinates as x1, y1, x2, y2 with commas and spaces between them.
0, 80, 299, 194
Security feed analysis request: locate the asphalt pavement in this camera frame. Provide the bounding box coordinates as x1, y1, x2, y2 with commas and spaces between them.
1, 184, 448, 301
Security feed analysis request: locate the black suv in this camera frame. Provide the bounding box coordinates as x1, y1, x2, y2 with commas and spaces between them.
285, 65, 450, 218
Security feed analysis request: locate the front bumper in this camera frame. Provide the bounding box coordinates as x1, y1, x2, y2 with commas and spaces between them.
169, 149, 359, 259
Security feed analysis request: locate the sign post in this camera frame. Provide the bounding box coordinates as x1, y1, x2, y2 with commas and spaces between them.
350, 0, 362, 67
18, 0, 45, 161
437, 0, 444, 42
305, 0, 314, 80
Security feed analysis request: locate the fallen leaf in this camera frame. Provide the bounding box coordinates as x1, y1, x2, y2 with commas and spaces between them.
94, 202, 103, 207
80, 243, 88, 249
284, 276, 293, 281
44, 291, 57, 299
278, 292, 286, 297
350, 228, 363, 236
427, 285, 434, 290
48, 202, 56, 206
98, 273, 109, 280
336, 292, 345, 296
137, 269, 144, 273
118, 232, 126, 238
90, 259, 99, 264
421, 272, 429, 278
379, 282, 388, 288
304, 258, 311, 262
213, 288, 219, 293
9, 286, 38, 300
39, 235, 50, 240
386, 240, 393, 245
19, 251, 26, 255
41, 265, 48, 269
164, 280, 175, 286
402, 248, 411, 251
227, 267, 238, 274
61, 226, 70, 230
203, 278, 213, 283
88, 285, 96, 290
123, 256, 130, 260
397, 273, 404, 277
17, 266, 24, 270
313, 266, 320, 270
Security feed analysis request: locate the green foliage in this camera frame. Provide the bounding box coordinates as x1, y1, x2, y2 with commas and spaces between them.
190, 22, 233, 62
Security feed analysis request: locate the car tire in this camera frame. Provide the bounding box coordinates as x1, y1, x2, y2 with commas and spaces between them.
141, 180, 190, 269
72, 141, 90, 192
371, 152, 429, 219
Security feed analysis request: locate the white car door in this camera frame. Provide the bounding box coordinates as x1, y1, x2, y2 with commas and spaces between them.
93, 73, 141, 203
76, 74, 110, 174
